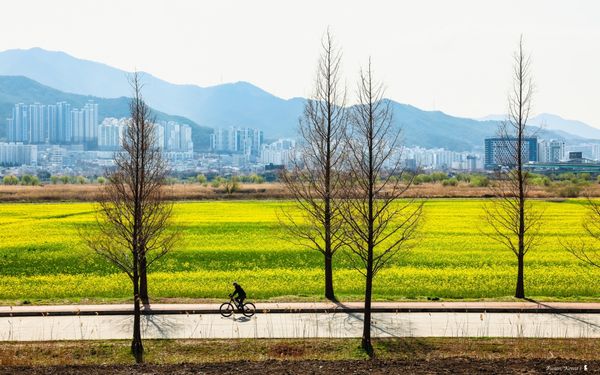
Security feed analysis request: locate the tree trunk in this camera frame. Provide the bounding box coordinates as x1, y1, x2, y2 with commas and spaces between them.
131, 256, 144, 364
362, 107, 375, 358
139, 256, 149, 305
362, 262, 374, 357
516, 165, 525, 299
324, 252, 335, 301
323, 167, 335, 301
515, 253, 525, 299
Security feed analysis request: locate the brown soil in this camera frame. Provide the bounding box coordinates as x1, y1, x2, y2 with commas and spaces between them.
1, 338, 598, 374
3, 358, 599, 374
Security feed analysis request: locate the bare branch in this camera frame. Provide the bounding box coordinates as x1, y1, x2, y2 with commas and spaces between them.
279, 29, 347, 299
81, 71, 178, 304
483, 36, 539, 299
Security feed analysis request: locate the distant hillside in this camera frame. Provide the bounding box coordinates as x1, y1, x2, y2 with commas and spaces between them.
529, 113, 600, 140
0, 48, 305, 138
0, 76, 579, 153
388, 101, 581, 151
389, 102, 493, 150
0, 75, 212, 150
481, 113, 600, 140
0, 48, 587, 152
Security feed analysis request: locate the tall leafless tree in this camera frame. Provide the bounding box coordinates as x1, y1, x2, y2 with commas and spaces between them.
483, 36, 542, 299
280, 29, 346, 300
82, 72, 177, 363
342, 59, 423, 357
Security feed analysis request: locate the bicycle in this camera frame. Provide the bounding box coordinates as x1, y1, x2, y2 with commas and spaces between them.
220, 295, 256, 317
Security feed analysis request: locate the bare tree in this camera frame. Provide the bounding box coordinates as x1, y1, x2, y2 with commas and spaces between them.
342, 59, 423, 357
563, 197, 600, 270
82, 72, 177, 363
483, 36, 542, 299
280, 29, 346, 300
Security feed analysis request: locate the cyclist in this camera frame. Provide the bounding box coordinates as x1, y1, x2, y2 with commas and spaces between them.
230, 282, 247, 310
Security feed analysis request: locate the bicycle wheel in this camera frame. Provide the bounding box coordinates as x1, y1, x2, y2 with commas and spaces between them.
220, 302, 234, 317
242, 302, 256, 317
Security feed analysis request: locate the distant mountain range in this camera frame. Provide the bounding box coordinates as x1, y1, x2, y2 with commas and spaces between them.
0, 48, 305, 139
480, 114, 600, 140
387, 105, 584, 151
529, 113, 600, 140
0, 47, 595, 152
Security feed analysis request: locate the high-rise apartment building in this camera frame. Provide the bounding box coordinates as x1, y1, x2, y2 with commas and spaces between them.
71, 109, 85, 144
210, 126, 263, 156
537, 139, 565, 163
83, 101, 99, 147
98, 118, 126, 150
55, 102, 72, 144
160, 121, 193, 152
7, 101, 98, 147
260, 139, 295, 166
8, 103, 28, 142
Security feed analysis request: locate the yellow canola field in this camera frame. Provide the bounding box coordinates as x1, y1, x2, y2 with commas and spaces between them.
0, 200, 598, 302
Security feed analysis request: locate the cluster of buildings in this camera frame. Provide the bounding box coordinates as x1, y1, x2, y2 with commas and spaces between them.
565, 143, 600, 161
260, 139, 296, 166
484, 137, 567, 169
1, 102, 194, 169
401, 147, 482, 171
484, 137, 600, 174
8, 101, 99, 147
210, 127, 264, 160
202, 137, 487, 175
0, 143, 38, 166
260, 142, 484, 173
98, 118, 193, 158
8, 105, 600, 178
197, 135, 295, 175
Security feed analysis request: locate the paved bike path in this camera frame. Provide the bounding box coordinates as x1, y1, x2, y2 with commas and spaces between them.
1, 301, 599, 317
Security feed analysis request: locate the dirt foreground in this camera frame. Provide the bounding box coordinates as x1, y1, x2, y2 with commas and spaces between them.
1, 338, 598, 374
4, 358, 599, 374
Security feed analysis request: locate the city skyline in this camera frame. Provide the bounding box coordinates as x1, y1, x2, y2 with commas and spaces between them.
5, 101, 193, 153
7, 101, 97, 146
0, 0, 598, 128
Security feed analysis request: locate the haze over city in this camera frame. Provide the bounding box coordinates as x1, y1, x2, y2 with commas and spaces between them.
0, 0, 598, 127
2, 1, 600, 373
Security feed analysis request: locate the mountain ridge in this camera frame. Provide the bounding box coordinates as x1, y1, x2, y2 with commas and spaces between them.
0, 48, 305, 138
480, 113, 600, 140
0, 48, 592, 151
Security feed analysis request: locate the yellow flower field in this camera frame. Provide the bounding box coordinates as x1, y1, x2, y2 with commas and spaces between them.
0, 199, 598, 303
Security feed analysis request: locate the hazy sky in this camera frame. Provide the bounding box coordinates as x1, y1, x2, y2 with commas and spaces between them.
1, 0, 599, 126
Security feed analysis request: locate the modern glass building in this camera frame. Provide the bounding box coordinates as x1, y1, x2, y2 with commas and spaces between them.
484, 137, 538, 169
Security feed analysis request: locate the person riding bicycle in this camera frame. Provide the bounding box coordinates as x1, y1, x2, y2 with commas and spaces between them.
229, 282, 247, 310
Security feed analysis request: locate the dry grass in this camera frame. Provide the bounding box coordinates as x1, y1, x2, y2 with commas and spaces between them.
0, 338, 597, 366
0, 182, 596, 202
0, 183, 288, 201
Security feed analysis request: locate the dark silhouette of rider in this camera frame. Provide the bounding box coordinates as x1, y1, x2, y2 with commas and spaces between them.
230, 282, 246, 310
